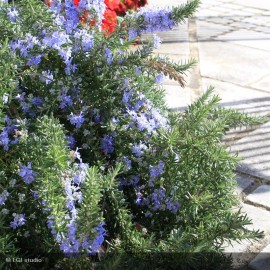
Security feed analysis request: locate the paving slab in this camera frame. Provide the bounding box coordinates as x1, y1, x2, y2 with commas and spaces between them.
221, 3, 244, 10
222, 10, 253, 17
235, 174, 255, 195
224, 21, 254, 30
223, 202, 270, 268
196, 8, 228, 18
233, 0, 270, 11
196, 20, 232, 40
148, 0, 187, 8
246, 185, 270, 210
163, 71, 191, 87
242, 16, 270, 26
203, 16, 235, 25
242, 7, 266, 15
223, 239, 252, 253
229, 121, 270, 180
202, 77, 270, 116
249, 244, 270, 270
250, 74, 270, 93
163, 84, 191, 111
151, 25, 189, 43
256, 26, 270, 34
199, 41, 270, 87
209, 6, 232, 15
153, 42, 190, 55
240, 203, 270, 233
157, 53, 191, 66
223, 240, 255, 269
223, 126, 259, 147
217, 29, 270, 51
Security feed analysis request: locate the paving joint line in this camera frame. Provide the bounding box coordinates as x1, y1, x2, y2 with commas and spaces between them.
202, 75, 270, 95
243, 199, 270, 212
235, 171, 270, 187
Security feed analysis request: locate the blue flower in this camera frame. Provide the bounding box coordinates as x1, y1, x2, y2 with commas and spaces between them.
101, 135, 114, 155
153, 34, 162, 48
132, 142, 147, 157
127, 7, 176, 38
90, 222, 106, 253
135, 192, 143, 205
60, 241, 74, 254
155, 73, 164, 84
136, 66, 142, 76
40, 70, 54, 85
122, 156, 132, 171
104, 48, 113, 65
19, 162, 36, 184
42, 30, 71, 50
69, 112, 85, 128
128, 28, 139, 40
136, 114, 152, 132
67, 134, 76, 148
122, 90, 133, 103
27, 54, 43, 67
74, 30, 94, 51
0, 130, 10, 151
149, 161, 164, 179
0, 190, 9, 205
7, 7, 19, 23
32, 97, 44, 107
82, 237, 90, 249
10, 213, 26, 230
47, 219, 55, 230
94, 114, 101, 123
130, 176, 140, 186
59, 93, 73, 109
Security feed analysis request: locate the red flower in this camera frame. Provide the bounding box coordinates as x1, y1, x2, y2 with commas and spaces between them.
45, 0, 148, 35
44, 0, 51, 7
102, 9, 118, 35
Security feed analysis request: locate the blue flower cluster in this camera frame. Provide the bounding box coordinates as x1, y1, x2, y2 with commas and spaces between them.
10, 213, 26, 230
45, 156, 106, 255
132, 142, 147, 158
122, 156, 132, 171
50, 0, 106, 32
101, 134, 114, 156
0, 190, 9, 205
19, 162, 37, 184
58, 221, 106, 255
122, 80, 168, 136
50, 0, 106, 30
7, 7, 19, 23
0, 116, 19, 151
128, 7, 176, 40
119, 175, 140, 189
69, 112, 85, 128
104, 48, 113, 65
15, 91, 45, 117
0, 0, 187, 257
135, 186, 180, 215
149, 161, 164, 179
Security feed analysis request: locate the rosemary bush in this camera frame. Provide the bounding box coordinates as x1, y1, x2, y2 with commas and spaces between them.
0, 0, 264, 269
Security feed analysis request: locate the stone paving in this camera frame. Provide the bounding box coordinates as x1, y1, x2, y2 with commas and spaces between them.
147, 0, 270, 269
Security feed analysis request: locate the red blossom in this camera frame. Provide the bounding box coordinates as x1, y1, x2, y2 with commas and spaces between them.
45, 0, 148, 34
102, 8, 118, 34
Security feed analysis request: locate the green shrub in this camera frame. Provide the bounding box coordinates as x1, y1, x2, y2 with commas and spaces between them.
0, 0, 264, 269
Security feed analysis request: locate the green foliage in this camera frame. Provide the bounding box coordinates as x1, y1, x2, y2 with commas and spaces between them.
0, 0, 264, 269
172, 0, 201, 24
